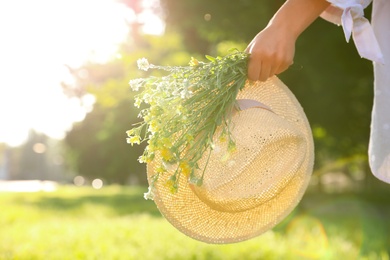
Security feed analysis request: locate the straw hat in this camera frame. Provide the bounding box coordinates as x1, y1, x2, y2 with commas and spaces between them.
147, 76, 314, 244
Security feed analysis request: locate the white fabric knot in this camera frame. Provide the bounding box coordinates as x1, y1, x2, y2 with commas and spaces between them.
323, 0, 384, 63
342, 4, 365, 41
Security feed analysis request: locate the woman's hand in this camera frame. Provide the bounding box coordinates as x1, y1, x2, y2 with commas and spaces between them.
246, 0, 330, 82
246, 24, 297, 81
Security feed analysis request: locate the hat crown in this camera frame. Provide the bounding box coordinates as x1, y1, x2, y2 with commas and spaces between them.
192, 107, 307, 213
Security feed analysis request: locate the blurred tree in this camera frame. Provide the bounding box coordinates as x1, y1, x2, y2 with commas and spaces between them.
160, 0, 279, 53
0, 143, 9, 180
65, 101, 146, 184
18, 131, 49, 180
4, 131, 67, 181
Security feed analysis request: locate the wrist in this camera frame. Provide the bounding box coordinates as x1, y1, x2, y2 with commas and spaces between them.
266, 17, 301, 41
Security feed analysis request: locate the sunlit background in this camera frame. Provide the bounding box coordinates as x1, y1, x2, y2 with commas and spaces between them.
0, 0, 389, 258
0, 0, 162, 147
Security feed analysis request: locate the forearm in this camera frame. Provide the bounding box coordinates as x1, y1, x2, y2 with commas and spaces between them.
268, 0, 330, 39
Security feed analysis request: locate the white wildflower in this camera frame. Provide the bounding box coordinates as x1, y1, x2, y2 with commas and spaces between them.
137, 58, 150, 71
129, 78, 144, 91
180, 88, 193, 99
172, 88, 180, 97
143, 186, 155, 200
138, 155, 147, 163
156, 81, 169, 91
142, 93, 151, 104
134, 97, 142, 108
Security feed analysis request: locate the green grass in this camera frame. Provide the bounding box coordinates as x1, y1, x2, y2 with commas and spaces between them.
0, 186, 389, 260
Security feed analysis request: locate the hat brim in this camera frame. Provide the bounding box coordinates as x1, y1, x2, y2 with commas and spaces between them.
147, 76, 314, 244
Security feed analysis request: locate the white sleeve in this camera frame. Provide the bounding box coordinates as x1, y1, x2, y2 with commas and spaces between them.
368, 0, 390, 183
320, 4, 343, 25
320, 0, 384, 63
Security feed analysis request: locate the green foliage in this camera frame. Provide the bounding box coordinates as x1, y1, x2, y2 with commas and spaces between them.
160, 0, 282, 53
0, 186, 389, 259
66, 101, 147, 185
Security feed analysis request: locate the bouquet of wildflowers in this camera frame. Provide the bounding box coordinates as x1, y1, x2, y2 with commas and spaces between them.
127, 50, 249, 198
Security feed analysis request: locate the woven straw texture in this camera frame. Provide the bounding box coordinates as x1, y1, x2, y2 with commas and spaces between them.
147, 76, 314, 244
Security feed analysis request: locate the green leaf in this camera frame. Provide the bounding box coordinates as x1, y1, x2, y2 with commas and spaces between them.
228, 47, 239, 53
205, 55, 216, 62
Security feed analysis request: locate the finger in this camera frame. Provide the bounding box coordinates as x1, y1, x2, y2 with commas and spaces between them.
258, 61, 272, 82
247, 56, 262, 81
269, 64, 278, 79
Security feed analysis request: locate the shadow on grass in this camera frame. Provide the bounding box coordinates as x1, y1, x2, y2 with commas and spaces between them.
21, 186, 162, 217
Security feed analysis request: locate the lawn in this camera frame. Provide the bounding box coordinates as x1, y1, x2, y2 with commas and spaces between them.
0, 185, 389, 260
